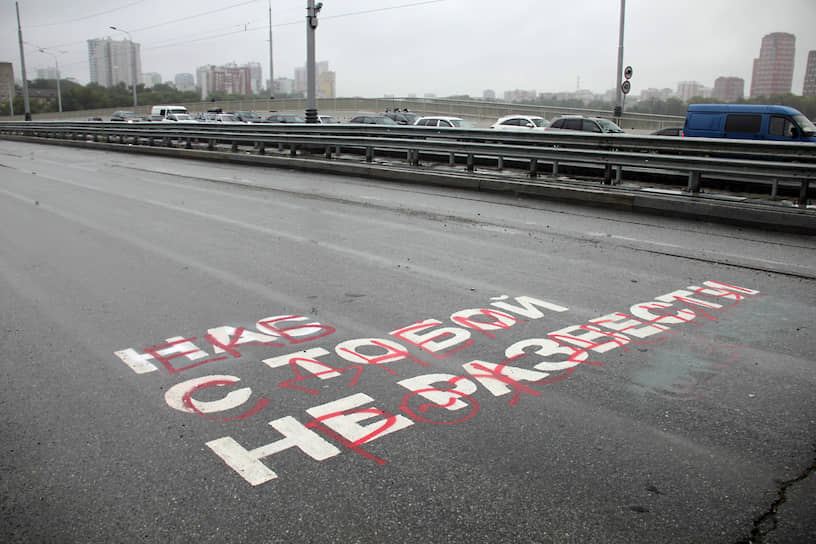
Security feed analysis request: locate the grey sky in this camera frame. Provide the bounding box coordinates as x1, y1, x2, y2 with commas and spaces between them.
3, 0, 815, 98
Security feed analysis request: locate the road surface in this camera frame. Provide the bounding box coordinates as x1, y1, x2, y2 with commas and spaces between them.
1, 140, 814, 543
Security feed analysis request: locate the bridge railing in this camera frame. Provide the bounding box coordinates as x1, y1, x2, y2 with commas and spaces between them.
1, 120, 814, 206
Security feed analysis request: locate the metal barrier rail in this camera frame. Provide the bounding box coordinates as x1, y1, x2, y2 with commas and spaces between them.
1, 121, 814, 206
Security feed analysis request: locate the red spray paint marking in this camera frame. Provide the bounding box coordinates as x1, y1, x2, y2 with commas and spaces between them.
203, 327, 283, 358
278, 357, 365, 395
256, 316, 336, 344
390, 322, 474, 360
144, 337, 228, 375
451, 310, 525, 339
181, 378, 270, 422
465, 354, 542, 406
399, 386, 480, 426
305, 408, 396, 465
337, 339, 429, 375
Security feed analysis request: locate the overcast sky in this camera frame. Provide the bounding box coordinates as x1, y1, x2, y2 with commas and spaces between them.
2, 0, 815, 98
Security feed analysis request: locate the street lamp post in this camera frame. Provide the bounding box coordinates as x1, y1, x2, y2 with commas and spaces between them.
16, 1, 31, 120
38, 48, 64, 113
109, 25, 138, 107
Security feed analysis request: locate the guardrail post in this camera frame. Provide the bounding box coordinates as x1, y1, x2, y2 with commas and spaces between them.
449, 153, 455, 167
258, 141, 265, 155
615, 166, 622, 185
687, 171, 701, 194
799, 180, 810, 208
366, 147, 374, 162
325, 145, 332, 159
552, 160, 559, 176
497, 156, 503, 171
231, 141, 238, 152
208, 139, 215, 151
467, 154, 475, 172
603, 164, 612, 184
291, 144, 298, 157
185, 138, 192, 150
529, 158, 538, 178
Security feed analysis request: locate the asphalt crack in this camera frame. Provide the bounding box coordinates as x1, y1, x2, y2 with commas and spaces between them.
736, 447, 816, 544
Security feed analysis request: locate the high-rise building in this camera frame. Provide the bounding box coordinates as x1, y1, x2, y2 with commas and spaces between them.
36, 66, 59, 80
750, 32, 795, 98
317, 70, 336, 98
196, 64, 253, 99
677, 81, 706, 102
246, 62, 263, 94
0, 62, 14, 107
803, 50, 816, 97
712, 77, 745, 103
141, 72, 161, 88
295, 61, 329, 94
174, 73, 195, 91
87, 37, 142, 88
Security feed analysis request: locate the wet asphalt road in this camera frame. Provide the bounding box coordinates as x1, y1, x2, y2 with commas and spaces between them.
1, 140, 815, 543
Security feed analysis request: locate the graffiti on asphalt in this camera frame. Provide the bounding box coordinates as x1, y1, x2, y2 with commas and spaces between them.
113, 280, 760, 485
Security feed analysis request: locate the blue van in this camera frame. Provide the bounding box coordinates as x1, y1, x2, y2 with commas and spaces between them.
683, 104, 816, 142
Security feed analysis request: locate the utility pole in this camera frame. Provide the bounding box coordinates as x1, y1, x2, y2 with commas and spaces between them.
39, 49, 64, 113
268, 0, 274, 96
305, 0, 322, 123
613, 0, 625, 124
16, 2, 31, 120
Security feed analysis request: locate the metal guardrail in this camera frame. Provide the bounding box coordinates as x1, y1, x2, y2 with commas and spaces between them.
1, 121, 814, 207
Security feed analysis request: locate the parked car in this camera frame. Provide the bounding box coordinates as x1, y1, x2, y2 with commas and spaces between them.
651, 126, 684, 136
490, 114, 549, 131
87, 116, 103, 122
548, 116, 624, 133
150, 105, 189, 119
683, 104, 816, 142
318, 115, 340, 124
163, 113, 196, 123
230, 111, 267, 123
348, 114, 398, 125
110, 111, 142, 123
266, 113, 306, 123
414, 116, 472, 128
208, 113, 240, 123
382, 111, 420, 125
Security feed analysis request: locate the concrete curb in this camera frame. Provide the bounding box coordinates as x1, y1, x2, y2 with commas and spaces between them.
3, 134, 815, 234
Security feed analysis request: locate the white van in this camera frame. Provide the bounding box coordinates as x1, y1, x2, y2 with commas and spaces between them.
150, 105, 189, 119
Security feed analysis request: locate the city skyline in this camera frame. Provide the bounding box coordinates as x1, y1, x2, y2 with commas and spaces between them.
1, 0, 815, 99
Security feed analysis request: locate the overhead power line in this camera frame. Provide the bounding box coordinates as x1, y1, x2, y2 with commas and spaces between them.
145, 0, 447, 52
27, 0, 147, 28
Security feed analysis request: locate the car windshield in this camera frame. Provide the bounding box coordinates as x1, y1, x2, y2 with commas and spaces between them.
530, 118, 548, 127
793, 114, 816, 135
597, 119, 624, 133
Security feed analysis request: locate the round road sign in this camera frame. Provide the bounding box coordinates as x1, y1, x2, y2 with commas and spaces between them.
621, 80, 631, 95
624, 66, 633, 80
